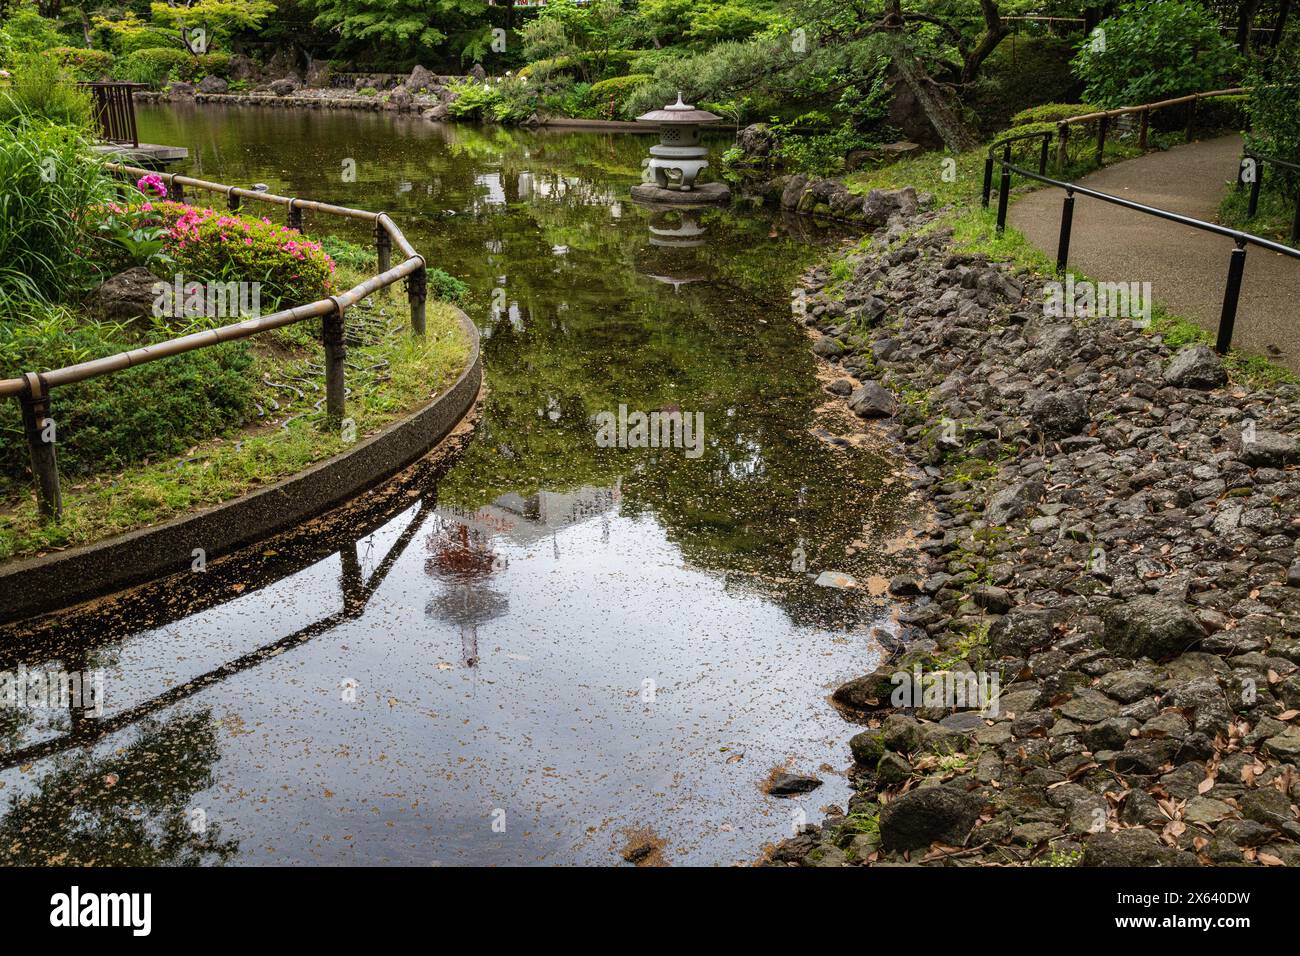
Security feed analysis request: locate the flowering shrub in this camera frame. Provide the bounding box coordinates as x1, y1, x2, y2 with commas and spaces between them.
97, 200, 337, 310
136, 174, 167, 199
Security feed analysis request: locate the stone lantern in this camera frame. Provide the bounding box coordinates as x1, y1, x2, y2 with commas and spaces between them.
632, 92, 730, 205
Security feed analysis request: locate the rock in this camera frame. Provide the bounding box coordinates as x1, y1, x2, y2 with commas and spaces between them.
387, 85, 413, 110
767, 771, 823, 797
861, 186, 918, 226
304, 59, 331, 89
988, 607, 1058, 657
196, 75, 228, 94
826, 378, 854, 396
811, 334, 843, 358
1240, 431, 1299, 468
878, 786, 982, 851
984, 478, 1043, 526
832, 668, 896, 711
228, 53, 257, 82
1030, 392, 1089, 437
849, 729, 885, 764
1101, 595, 1203, 661
167, 81, 196, 98
407, 64, 438, 93
814, 571, 856, 589
736, 123, 775, 161
1081, 828, 1195, 866
847, 382, 895, 418
86, 268, 162, 324
423, 104, 451, 121
1184, 796, 1236, 825
1164, 345, 1226, 389
269, 77, 301, 97
469, 63, 487, 82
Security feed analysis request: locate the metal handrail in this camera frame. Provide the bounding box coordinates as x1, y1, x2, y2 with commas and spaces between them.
2, 164, 435, 520
987, 151, 1300, 356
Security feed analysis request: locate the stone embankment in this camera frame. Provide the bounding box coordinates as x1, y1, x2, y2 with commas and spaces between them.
770, 195, 1300, 867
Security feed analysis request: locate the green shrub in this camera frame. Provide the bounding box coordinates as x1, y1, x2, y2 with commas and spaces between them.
0, 5, 67, 65
969, 36, 1080, 132
315, 236, 466, 302
114, 47, 231, 86
1010, 103, 1097, 126
142, 201, 337, 310
446, 78, 501, 119
0, 334, 254, 479
1071, 1, 1238, 108
588, 73, 652, 117
1244, 39, 1300, 198
0, 116, 111, 311
0, 54, 93, 129
48, 47, 116, 81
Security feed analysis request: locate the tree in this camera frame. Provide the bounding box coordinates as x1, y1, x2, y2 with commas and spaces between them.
303, 0, 488, 59
148, 0, 276, 53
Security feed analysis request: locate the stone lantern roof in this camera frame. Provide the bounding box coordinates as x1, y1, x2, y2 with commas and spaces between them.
636, 92, 720, 126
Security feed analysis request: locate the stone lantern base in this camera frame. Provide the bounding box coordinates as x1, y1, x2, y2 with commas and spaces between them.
631, 182, 731, 205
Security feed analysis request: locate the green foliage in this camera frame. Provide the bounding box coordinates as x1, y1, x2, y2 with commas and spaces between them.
1009, 102, 1096, 126
0, 3, 66, 65
302, 0, 489, 60
0, 336, 254, 479
445, 77, 500, 119
769, 111, 882, 177
141, 201, 336, 309
47, 46, 116, 81
147, 0, 277, 44
519, 0, 627, 83
1244, 39, 1300, 199
115, 47, 231, 85
969, 36, 1081, 133
587, 73, 651, 117
0, 53, 93, 128
0, 116, 111, 311
624, 34, 788, 120
1071, 1, 1238, 107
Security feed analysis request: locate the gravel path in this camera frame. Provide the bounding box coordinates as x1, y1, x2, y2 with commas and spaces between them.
1009, 134, 1300, 371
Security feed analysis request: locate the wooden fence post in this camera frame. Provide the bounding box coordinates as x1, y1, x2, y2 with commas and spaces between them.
408, 262, 427, 337
19, 373, 61, 520
322, 300, 346, 424
1056, 123, 1070, 175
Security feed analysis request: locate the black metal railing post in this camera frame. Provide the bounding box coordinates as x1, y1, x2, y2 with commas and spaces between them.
1038, 133, 1051, 176
1057, 190, 1075, 274
982, 153, 994, 208
1292, 194, 1300, 244
375, 219, 392, 275
996, 144, 1011, 233
1215, 240, 1248, 354
1247, 164, 1262, 218
227, 188, 241, 212
287, 199, 303, 231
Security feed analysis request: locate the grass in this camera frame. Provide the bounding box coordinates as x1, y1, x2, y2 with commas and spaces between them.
1219, 183, 1298, 249
0, 274, 468, 562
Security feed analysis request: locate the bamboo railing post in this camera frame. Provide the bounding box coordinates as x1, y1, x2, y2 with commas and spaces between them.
172, 179, 185, 202
227, 187, 241, 212
1138, 108, 1150, 149
408, 261, 428, 337
1056, 123, 1070, 174
322, 300, 346, 424
288, 199, 303, 231
19, 373, 61, 520
375, 218, 392, 276
1095, 114, 1109, 166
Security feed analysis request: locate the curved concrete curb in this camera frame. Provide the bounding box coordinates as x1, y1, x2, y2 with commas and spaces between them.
0, 309, 481, 625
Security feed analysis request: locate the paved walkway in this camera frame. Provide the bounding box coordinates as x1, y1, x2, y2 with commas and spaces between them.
1009, 134, 1300, 371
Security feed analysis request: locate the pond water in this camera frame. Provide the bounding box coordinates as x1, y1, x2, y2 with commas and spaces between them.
0, 104, 919, 866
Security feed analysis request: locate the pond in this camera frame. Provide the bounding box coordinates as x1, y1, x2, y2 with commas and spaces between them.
0, 104, 919, 866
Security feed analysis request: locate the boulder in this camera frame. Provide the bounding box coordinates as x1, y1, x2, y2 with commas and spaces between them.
422, 104, 451, 122
1081, 828, 1195, 866
1101, 594, 1203, 660
860, 186, 918, 227
469, 63, 487, 82
736, 122, 774, 160
984, 478, 1043, 526
86, 268, 163, 324
832, 668, 896, 712
196, 75, 228, 95
878, 786, 982, 850
766, 771, 823, 797
847, 382, 895, 418
1030, 391, 1088, 437
387, 85, 412, 110
1239, 430, 1299, 468
268, 76, 301, 97
166, 81, 196, 98
1164, 344, 1226, 389
228, 54, 257, 82
988, 606, 1059, 656
407, 64, 439, 93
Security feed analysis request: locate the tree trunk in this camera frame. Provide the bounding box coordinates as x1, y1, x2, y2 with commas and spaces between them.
1237, 0, 1261, 53
889, 46, 981, 153
960, 0, 1009, 84
1275, 0, 1292, 47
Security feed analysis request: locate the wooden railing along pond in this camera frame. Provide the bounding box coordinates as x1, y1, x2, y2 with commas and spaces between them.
0, 164, 434, 521
79, 82, 147, 148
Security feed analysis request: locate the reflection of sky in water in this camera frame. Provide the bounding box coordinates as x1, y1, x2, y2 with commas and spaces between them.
0, 108, 920, 866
